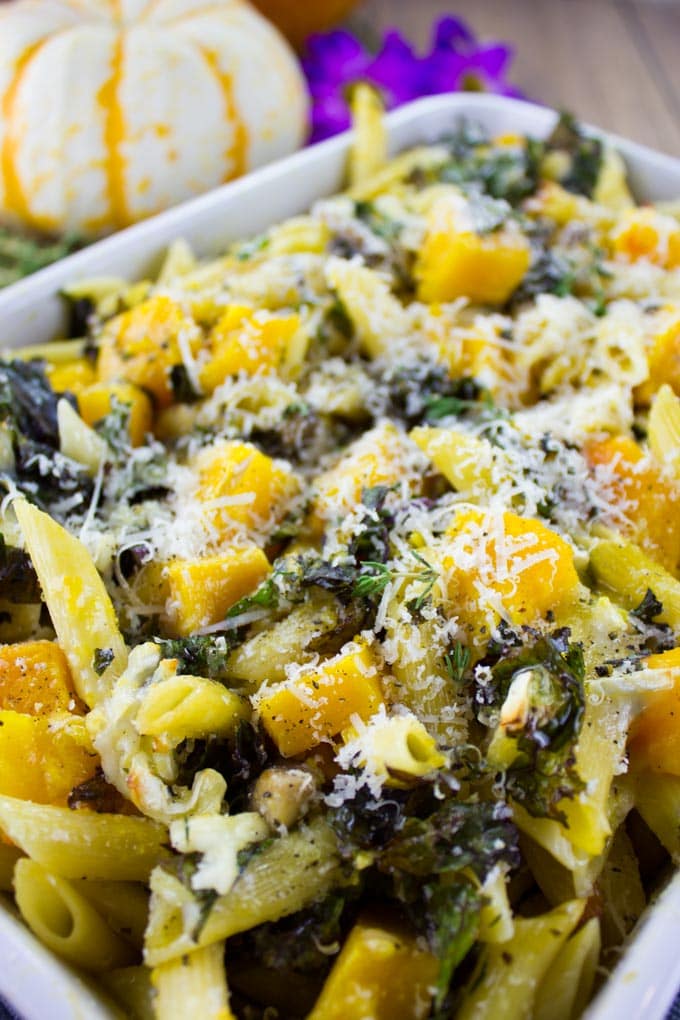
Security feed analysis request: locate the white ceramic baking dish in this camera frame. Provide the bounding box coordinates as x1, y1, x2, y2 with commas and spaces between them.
0, 93, 679, 1020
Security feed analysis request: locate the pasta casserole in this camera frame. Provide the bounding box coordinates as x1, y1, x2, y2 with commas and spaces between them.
0, 99, 679, 1019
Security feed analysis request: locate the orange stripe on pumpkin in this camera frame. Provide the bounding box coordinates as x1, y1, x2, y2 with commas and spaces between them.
98, 34, 130, 228
1, 38, 53, 229
199, 46, 248, 181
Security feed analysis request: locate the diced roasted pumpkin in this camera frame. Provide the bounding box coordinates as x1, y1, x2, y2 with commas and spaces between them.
635, 308, 680, 404
416, 196, 531, 305
611, 207, 680, 268
96, 295, 202, 407
47, 358, 97, 395
164, 546, 271, 637
0, 641, 81, 717
0, 710, 98, 805
442, 508, 579, 631
194, 440, 299, 540
77, 381, 153, 447
628, 647, 680, 776
257, 642, 384, 756
199, 305, 301, 392
307, 916, 437, 1020
585, 435, 680, 573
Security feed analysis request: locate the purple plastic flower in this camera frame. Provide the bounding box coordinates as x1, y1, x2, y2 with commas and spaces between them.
302, 15, 521, 144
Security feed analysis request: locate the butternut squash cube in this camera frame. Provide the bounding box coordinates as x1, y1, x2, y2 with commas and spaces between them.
0, 710, 98, 805
611, 207, 680, 268
257, 642, 384, 756
0, 641, 80, 717
164, 546, 271, 637
200, 305, 300, 393
416, 197, 531, 305
635, 309, 680, 404
628, 647, 680, 776
585, 435, 680, 573
47, 358, 96, 395
97, 295, 202, 407
78, 381, 153, 447
443, 508, 579, 630
195, 440, 299, 540
307, 916, 437, 1020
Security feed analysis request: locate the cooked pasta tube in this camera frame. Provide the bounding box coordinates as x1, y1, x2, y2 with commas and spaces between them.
151, 943, 234, 1020
634, 770, 680, 862
100, 966, 155, 1020
145, 818, 341, 965
533, 917, 601, 1020
13, 858, 135, 972
14, 499, 128, 706
72, 880, 150, 949
346, 83, 387, 188
135, 675, 249, 741
57, 398, 108, 476
648, 383, 680, 469
589, 539, 680, 627
457, 899, 585, 1020
0, 795, 169, 880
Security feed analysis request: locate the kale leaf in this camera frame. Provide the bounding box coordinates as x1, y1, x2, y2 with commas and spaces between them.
156, 634, 238, 678
546, 112, 603, 198
0, 358, 65, 447
377, 799, 519, 882
382, 359, 485, 427
437, 123, 544, 205
478, 630, 586, 822
0, 534, 40, 603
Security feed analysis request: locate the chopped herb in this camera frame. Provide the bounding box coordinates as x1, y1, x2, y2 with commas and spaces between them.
444, 642, 471, 684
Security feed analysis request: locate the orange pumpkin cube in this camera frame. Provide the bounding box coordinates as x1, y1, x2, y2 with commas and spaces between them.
585, 436, 680, 573
0, 641, 81, 717
257, 642, 384, 756
635, 310, 680, 405
97, 295, 202, 407
47, 358, 96, 395
164, 546, 271, 637
195, 440, 299, 540
443, 508, 579, 629
628, 647, 680, 775
78, 381, 153, 446
0, 709, 98, 805
416, 198, 531, 305
200, 305, 300, 392
611, 207, 680, 268
307, 916, 437, 1020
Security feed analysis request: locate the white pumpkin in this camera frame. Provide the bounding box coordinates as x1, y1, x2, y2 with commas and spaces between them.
0, 0, 309, 236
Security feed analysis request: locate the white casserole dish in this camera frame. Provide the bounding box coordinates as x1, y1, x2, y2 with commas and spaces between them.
0, 92, 678, 1020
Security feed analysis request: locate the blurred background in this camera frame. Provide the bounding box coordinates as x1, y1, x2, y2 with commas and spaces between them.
334, 0, 680, 156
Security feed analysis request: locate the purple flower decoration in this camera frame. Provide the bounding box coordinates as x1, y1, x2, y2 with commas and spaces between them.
302, 16, 522, 144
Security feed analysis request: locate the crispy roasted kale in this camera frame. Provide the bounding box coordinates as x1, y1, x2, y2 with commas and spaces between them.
174, 720, 270, 813
436, 122, 544, 205
0, 534, 40, 603
0, 358, 64, 447
329, 783, 519, 1009
381, 359, 486, 427
478, 630, 586, 822
545, 112, 603, 198
156, 634, 239, 678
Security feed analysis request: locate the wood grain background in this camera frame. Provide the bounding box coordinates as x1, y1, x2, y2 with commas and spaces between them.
350, 0, 680, 156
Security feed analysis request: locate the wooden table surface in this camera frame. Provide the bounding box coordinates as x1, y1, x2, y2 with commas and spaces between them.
351, 0, 680, 157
